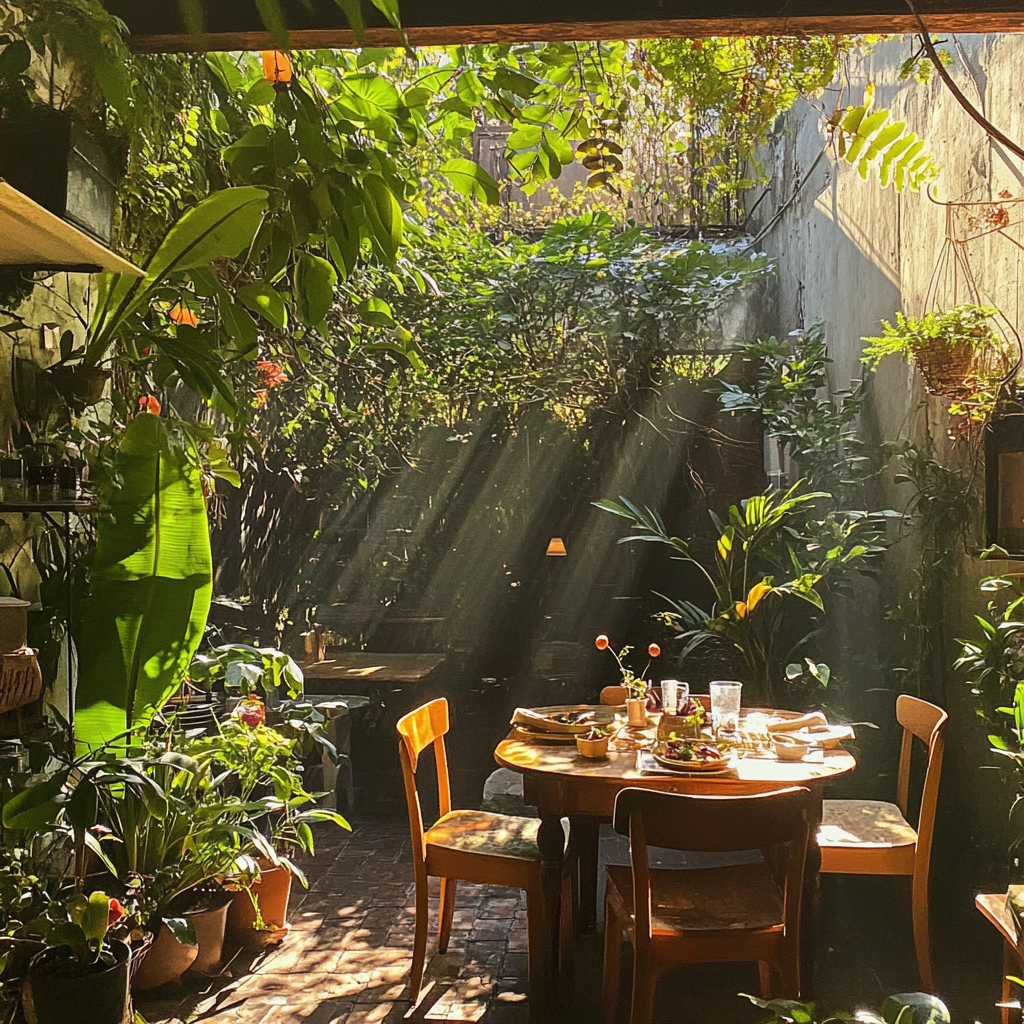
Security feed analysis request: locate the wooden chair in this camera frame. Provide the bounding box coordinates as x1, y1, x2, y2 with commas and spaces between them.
397, 698, 573, 1002
817, 694, 947, 992
602, 786, 813, 1024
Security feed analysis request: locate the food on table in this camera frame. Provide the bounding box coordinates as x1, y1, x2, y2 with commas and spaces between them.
549, 710, 596, 726
582, 724, 609, 740
658, 739, 725, 764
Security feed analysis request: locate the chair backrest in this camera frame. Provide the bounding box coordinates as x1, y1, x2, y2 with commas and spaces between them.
895, 694, 948, 859
612, 786, 812, 949
396, 698, 452, 873
599, 686, 710, 714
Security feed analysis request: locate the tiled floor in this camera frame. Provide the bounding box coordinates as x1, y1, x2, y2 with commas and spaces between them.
140, 815, 1004, 1024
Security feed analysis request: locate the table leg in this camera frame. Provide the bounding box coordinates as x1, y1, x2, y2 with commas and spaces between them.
570, 816, 600, 934
801, 787, 824, 998
536, 813, 566, 1013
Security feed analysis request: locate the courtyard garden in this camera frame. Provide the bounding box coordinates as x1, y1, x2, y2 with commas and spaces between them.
2, 3, 1024, 1022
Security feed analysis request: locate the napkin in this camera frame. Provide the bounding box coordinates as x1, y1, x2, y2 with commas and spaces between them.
766, 711, 829, 734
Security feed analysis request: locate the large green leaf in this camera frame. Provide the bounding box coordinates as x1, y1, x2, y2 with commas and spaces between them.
440, 158, 500, 205
88, 187, 268, 366
75, 415, 213, 749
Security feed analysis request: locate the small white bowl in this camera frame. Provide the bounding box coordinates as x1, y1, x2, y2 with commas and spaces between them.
773, 736, 810, 761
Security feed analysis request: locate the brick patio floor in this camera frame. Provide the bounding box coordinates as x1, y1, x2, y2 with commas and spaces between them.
137, 814, 1002, 1024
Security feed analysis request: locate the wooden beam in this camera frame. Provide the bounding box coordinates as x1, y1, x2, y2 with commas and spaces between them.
104, 0, 1024, 52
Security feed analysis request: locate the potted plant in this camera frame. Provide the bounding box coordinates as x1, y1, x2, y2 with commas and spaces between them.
183, 714, 349, 949
22, 892, 130, 1024
595, 635, 660, 726
657, 695, 707, 741
863, 302, 1001, 397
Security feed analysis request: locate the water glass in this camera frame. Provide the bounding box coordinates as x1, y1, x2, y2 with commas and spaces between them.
710, 680, 742, 737
660, 679, 688, 715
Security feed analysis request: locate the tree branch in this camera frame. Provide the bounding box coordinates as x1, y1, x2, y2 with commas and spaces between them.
907, 0, 1024, 162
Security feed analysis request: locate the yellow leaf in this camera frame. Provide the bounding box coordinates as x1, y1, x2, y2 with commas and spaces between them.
735, 601, 747, 619
746, 582, 773, 613
864, 82, 876, 110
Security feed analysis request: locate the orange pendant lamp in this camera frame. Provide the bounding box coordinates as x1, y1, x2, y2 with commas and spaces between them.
261, 50, 293, 91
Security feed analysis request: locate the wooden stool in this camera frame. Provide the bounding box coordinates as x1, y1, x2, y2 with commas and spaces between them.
975, 893, 1022, 1024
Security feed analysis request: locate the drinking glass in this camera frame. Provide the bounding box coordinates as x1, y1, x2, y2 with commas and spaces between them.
660, 679, 688, 715
710, 680, 742, 737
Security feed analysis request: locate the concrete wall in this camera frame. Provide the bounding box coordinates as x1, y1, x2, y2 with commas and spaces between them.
757, 34, 1024, 885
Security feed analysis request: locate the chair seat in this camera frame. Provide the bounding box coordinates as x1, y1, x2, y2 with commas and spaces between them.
818, 799, 917, 876
605, 861, 785, 935
819, 799, 917, 847
425, 809, 543, 861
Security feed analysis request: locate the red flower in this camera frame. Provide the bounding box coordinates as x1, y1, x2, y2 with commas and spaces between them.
107, 898, 124, 928
648, 643, 660, 658
595, 635, 609, 651
257, 361, 288, 387
138, 395, 161, 416
236, 697, 266, 728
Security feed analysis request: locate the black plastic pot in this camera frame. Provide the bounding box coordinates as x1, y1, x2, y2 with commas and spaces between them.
22, 940, 130, 1024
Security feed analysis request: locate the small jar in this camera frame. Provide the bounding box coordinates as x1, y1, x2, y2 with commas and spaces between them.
626, 698, 648, 728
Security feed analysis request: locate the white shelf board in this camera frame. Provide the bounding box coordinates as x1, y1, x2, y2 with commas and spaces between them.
0, 181, 143, 276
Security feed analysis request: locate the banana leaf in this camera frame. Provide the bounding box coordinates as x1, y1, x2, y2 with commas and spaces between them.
75, 414, 212, 748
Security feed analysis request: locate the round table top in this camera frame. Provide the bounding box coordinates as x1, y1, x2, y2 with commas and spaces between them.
494, 719, 856, 795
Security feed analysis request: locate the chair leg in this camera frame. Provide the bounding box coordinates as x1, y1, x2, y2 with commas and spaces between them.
525, 882, 551, 1007
1002, 940, 1016, 1024
438, 877, 457, 954
911, 871, 934, 992
629, 946, 657, 1024
409, 876, 430, 1001
778, 953, 801, 1000
560, 871, 574, 976
601, 893, 622, 1024
758, 961, 774, 1000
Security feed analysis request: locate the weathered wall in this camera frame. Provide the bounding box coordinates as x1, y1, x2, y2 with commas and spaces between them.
758, 34, 1024, 888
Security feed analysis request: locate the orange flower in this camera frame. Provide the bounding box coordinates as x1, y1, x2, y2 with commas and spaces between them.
138, 395, 161, 416
595, 635, 609, 651
168, 301, 199, 327
257, 361, 288, 387
648, 643, 660, 658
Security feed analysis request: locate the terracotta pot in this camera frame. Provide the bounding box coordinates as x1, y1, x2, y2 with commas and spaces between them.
227, 863, 293, 948
24, 940, 130, 1024
130, 924, 197, 991
189, 901, 231, 974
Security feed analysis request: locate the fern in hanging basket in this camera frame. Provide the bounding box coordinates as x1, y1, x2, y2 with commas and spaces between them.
863, 303, 1001, 397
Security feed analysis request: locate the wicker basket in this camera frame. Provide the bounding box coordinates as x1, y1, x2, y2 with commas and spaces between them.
913, 336, 977, 396
0, 647, 42, 713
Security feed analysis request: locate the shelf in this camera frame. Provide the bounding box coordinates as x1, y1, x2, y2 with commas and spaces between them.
0, 488, 97, 514
0, 181, 143, 276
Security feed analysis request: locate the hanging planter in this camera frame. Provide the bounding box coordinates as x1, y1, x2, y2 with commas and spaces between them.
863, 303, 1003, 398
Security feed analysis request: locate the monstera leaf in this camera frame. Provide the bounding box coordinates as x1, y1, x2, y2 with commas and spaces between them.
75, 413, 212, 749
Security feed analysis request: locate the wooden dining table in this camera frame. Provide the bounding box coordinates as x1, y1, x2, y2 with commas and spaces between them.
494, 717, 856, 1009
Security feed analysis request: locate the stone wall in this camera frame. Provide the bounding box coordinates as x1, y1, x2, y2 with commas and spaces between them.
756, 34, 1024, 887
